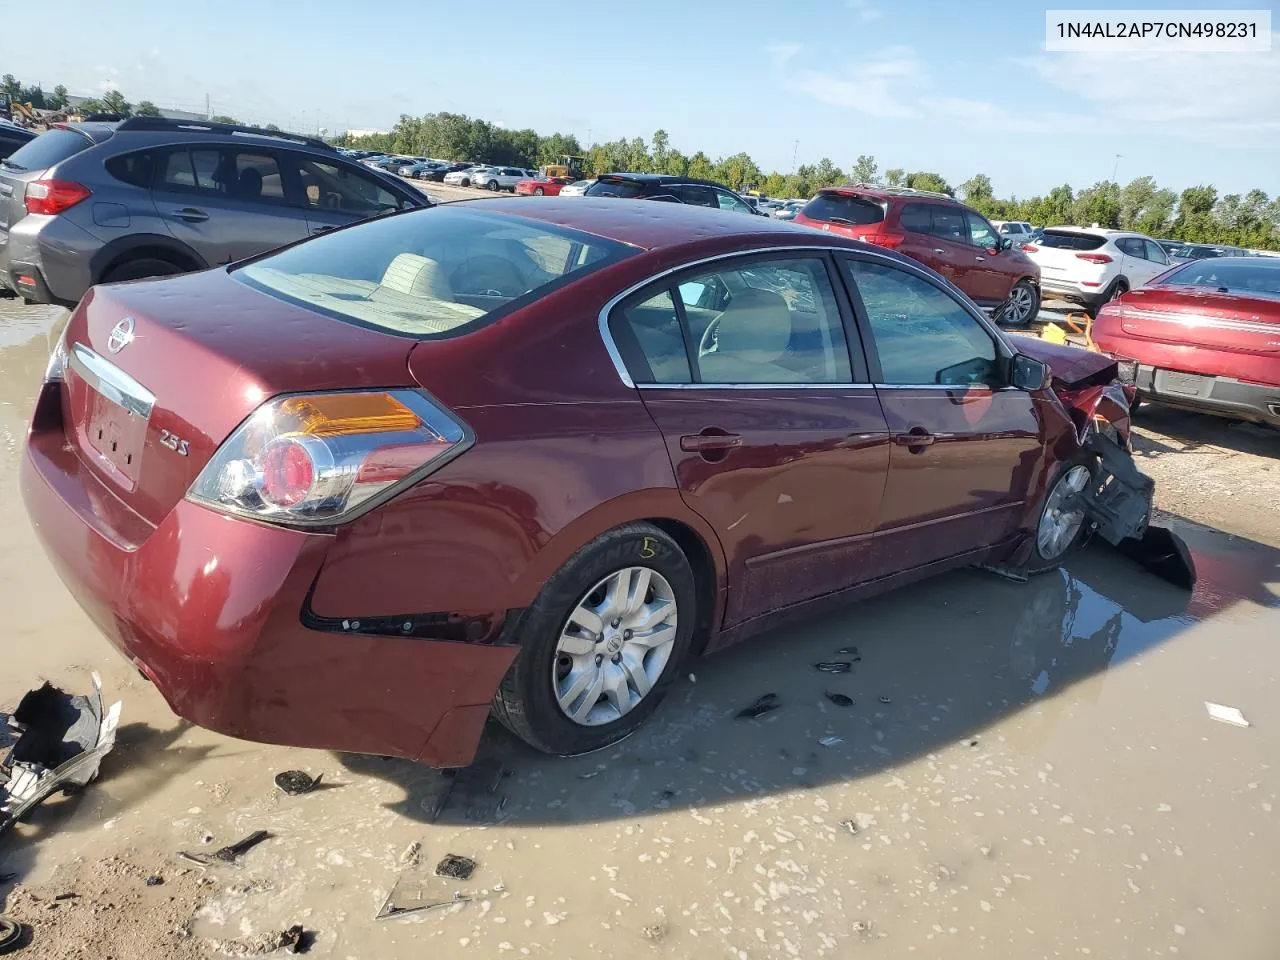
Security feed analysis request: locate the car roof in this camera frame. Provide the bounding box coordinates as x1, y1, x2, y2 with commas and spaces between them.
818, 184, 961, 205
1044, 226, 1151, 239
460, 196, 844, 251
595, 173, 728, 188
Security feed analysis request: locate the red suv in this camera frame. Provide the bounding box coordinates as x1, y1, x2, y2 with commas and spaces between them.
793, 186, 1042, 326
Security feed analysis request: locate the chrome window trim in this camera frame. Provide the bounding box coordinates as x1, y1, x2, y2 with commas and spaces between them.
598, 243, 1016, 390
69, 343, 156, 419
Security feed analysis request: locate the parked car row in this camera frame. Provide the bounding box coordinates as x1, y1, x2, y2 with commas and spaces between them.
0, 116, 429, 305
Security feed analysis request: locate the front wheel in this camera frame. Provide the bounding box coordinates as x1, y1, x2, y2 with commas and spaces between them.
1000, 279, 1040, 327
493, 523, 697, 756
533, 187, 544, 196
487, 179, 500, 191
1028, 457, 1098, 573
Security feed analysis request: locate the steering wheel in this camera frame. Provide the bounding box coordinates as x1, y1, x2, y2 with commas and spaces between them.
450, 256, 527, 298
697, 315, 722, 358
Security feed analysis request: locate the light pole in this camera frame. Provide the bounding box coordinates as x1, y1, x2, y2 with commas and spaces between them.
1111, 153, 1123, 183
792, 140, 799, 173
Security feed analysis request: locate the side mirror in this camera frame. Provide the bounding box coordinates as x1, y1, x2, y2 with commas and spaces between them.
999, 237, 1013, 251
1010, 354, 1051, 391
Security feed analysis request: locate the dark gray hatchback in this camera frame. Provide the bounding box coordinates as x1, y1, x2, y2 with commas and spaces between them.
0, 116, 429, 305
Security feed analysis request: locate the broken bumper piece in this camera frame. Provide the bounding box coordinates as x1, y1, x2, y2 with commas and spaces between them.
0, 673, 122, 837
1075, 434, 1197, 590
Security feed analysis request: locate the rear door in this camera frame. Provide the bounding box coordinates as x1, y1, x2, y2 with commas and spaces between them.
153, 146, 309, 265
840, 255, 1044, 573
289, 154, 409, 235
608, 252, 891, 626
916, 203, 971, 288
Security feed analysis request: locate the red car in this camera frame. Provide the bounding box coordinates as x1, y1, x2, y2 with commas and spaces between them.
515, 176, 572, 196
793, 186, 1042, 327
22, 199, 1142, 768
1093, 256, 1280, 427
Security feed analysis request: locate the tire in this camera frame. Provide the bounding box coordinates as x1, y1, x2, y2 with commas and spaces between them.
492, 523, 697, 756
1000, 278, 1039, 327
101, 258, 184, 284
460, 178, 470, 187
486, 179, 500, 191
1026, 455, 1099, 574
533, 187, 544, 196
1086, 278, 1129, 318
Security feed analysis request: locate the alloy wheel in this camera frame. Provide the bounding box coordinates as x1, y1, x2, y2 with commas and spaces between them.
1005, 283, 1035, 324
552, 566, 678, 726
1036, 465, 1092, 560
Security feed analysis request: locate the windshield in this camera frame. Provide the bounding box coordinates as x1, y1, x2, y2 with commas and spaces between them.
800, 193, 885, 225
3, 128, 95, 171
235, 206, 635, 337
1161, 258, 1280, 297
587, 178, 646, 199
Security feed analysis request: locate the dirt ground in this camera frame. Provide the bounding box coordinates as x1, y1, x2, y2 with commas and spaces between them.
1, 298, 1277, 959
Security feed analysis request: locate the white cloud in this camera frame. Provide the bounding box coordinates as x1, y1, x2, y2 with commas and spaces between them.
1025, 39, 1280, 142
846, 0, 881, 23
770, 44, 925, 118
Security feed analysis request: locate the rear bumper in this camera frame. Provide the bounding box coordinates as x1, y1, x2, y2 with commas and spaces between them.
1133, 363, 1280, 426
21, 385, 517, 767
1040, 279, 1108, 309
3, 214, 97, 306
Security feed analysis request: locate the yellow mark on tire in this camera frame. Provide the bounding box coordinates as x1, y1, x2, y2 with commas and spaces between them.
639, 537, 656, 559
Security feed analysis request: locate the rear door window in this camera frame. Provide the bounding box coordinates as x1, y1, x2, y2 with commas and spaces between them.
586, 178, 645, 198
929, 206, 967, 244
802, 193, 884, 225
1038, 230, 1107, 251
105, 150, 158, 188
898, 202, 931, 234
1116, 238, 1143, 258
611, 289, 693, 384
3, 128, 94, 171
675, 184, 717, 207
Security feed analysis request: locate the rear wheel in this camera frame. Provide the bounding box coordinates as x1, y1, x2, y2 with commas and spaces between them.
1028, 457, 1098, 573
1086, 278, 1129, 318
487, 179, 500, 191
101, 258, 185, 285
1000, 279, 1039, 327
493, 523, 696, 756
533, 187, 544, 196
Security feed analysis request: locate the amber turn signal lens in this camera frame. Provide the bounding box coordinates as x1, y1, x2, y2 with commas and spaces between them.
280, 392, 420, 437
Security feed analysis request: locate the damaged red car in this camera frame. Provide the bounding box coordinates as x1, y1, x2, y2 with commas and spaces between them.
21, 198, 1164, 768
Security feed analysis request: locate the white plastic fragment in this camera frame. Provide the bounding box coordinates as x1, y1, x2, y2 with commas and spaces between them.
818, 736, 843, 747
1205, 702, 1250, 727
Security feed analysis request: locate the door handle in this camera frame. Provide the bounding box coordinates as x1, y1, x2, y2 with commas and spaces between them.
974, 256, 986, 262
892, 427, 935, 453
933, 248, 945, 255
171, 207, 209, 223
680, 431, 743, 453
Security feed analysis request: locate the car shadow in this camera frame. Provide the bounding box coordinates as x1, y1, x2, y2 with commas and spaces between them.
341, 515, 1278, 827
1133, 405, 1279, 459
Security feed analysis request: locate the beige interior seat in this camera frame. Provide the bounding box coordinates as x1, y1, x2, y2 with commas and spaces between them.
700, 288, 803, 383
379, 253, 454, 300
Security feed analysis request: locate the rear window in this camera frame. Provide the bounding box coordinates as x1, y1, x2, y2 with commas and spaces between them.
587, 178, 646, 199
3, 128, 95, 172
234, 206, 635, 338
1162, 259, 1280, 297
801, 193, 885, 225
1038, 230, 1107, 251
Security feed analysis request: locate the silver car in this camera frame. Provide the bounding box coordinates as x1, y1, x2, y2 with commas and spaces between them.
474, 167, 537, 192
443, 165, 492, 187
398, 160, 446, 179
558, 179, 594, 197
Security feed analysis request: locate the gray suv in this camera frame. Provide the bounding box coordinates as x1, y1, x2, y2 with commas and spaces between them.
0, 116, 430, 305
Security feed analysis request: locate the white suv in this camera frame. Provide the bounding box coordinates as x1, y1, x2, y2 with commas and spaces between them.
992, 220, 1034, 243
1023, 226, 1171, 315
475, 167, 537, 192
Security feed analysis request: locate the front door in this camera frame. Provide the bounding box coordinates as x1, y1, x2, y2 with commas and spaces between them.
607, 253, 891, 626
153, 146, 308, 265
963, 210, 1014, 305
289, 155, 407, 236
840, 255, 1045, 573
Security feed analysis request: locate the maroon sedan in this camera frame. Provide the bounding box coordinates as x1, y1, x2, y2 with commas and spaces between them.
22, 198, 1136, 768
1093, 256, 1280, 427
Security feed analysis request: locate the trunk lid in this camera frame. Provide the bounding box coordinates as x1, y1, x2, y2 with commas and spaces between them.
59, 268, 417, 526
1113, 286, 1280, 354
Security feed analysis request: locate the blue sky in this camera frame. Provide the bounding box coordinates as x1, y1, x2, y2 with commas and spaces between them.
2, 0, 1277, 198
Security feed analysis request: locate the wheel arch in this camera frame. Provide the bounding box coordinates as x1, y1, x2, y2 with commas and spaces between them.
90, 233, 207, 285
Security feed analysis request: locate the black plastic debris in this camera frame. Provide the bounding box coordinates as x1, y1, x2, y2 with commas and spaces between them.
878, 696, 892, 704
1, 674, 122, 837
838, 818, 859, 835
145, 875, 164, 886
814, 662, 853, 674
434, 854, 476, 881
736, 694, 780, 719
274, 771, 321, 796
1116, 525, 1197, 590
179, 830, 271, 868
825, 692, 854, 708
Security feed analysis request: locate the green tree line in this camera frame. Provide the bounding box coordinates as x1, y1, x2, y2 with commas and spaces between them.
6, 72, 1276, 250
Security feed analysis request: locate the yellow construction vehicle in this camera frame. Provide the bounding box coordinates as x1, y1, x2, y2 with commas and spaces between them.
542, 155, 587, 179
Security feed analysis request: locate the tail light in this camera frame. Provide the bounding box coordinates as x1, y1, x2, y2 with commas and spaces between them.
1075, 253, 1113, 264
187, 390, 471, 527
863, 233, 905, 250
1022, 243, 1039, 252
25, 180, 92, 216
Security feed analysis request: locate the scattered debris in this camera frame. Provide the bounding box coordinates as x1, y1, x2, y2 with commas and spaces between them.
145, 875, 164, 887
814, 661, 853, 674
179, 830, 271, 868
878, 696, 892, 704
851, 919, 873, 933
641, 919, 668, 941
376, 874, 471, 920
736, 694, 780, 719
398, 841, 422, 866
205, 923, 308, 956
836, 646, 859, 656
838, 819, 859, 835
818, 736, 843, 747
577, 770, 601, 780
53, 893, 76, 902
0, 674, 122, 837
435, 854, 476, 881
0, 915, 21, 954
425, 759, 508, 823
825, 692, 854, 707
1205, 702, 1250, 728
273, 771, 320, 796
980, 563, 1030, 583
966, 737, 980, 748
